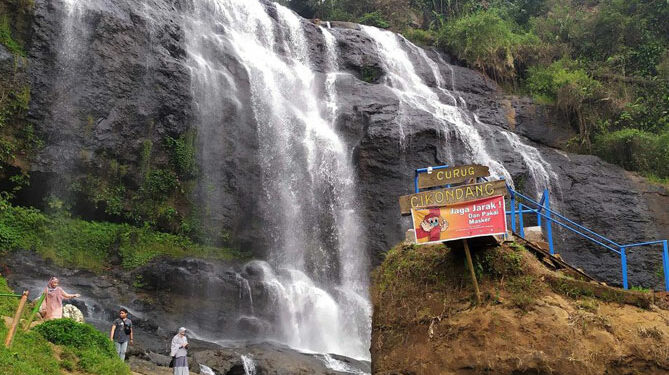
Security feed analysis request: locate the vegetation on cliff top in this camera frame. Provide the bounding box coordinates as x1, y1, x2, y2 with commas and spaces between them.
283, 0, 669, 180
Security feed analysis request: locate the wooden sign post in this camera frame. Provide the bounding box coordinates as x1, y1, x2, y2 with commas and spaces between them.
5, 290, 28, 348
463, 240, 482, 304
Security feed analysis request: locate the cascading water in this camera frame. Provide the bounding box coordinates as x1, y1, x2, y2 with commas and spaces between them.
185, 0, 370, 359
241, 354, 257, 375
199, 364, 216, 375
362, 26, 558, 199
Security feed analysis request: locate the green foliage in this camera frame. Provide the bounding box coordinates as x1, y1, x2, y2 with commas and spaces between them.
526, 59, 601, 104
358, 11, 389, 28
35, 319, 115, 356
0, 321, 60, 375
0, 197, 248, 271
360, 65, 383, 83
34, 319, 130, 375
593, 129, 669, 178
404, 28, 436, 47
165, 131, 198, 179
143, 169, 178, 199
437, 10, 539, 81
118, 225, 248, 270
507, 275, 539, 310
140, 139, 153, 175
475, 243, 526, 278
0, 16, 24, 56
0, 275, 18, 317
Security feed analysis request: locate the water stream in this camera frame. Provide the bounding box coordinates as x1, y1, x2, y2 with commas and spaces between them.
185, 0, 370, 359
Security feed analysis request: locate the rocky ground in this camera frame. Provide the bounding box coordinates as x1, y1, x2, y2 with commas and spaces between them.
372, 241, 669, 375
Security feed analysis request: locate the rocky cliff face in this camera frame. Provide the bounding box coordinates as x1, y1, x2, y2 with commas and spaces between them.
8, 0, 663, 289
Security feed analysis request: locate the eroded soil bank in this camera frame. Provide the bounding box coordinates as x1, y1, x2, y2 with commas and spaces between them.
371, 242, 669, 375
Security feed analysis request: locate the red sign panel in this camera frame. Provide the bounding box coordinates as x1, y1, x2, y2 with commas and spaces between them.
411, 195, 507, 245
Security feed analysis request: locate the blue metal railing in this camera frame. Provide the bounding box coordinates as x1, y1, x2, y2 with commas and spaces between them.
412, 165, 669, 292
507, 185, 669, 292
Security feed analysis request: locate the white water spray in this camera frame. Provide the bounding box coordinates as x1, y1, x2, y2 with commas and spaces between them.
241, 355, 257, 375
185, 0, 370, 360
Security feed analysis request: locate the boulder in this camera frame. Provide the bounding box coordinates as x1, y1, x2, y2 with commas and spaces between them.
62, 304, 84, 323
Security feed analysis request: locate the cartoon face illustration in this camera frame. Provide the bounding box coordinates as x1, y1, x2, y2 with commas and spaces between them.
417, 210, 449, 242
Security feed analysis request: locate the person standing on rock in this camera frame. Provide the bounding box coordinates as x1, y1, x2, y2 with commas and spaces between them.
110, 308, 134, 361
170, 327, 189, 375
42, 277, 80, 320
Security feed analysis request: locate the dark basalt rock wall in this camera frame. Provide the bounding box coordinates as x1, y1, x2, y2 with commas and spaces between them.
12, 0, 667, 289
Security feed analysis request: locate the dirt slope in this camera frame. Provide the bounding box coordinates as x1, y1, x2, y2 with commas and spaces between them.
371, 242, 669, 375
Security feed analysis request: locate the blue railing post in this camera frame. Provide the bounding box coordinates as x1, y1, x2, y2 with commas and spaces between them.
543, 188, 555, 255
663, 240, 669, 292
510, 194, 516, 233
518, 204, 525, 238
620, 247, 628, 290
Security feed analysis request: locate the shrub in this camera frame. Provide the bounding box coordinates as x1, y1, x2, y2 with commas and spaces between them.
594, 129, 669, 178
34, 319, 130, 375
437, 10, 539, 82
526, 59, 601, 105
404, 28, 436, 46
358, 11, 389, 29
34, 319, 115, 356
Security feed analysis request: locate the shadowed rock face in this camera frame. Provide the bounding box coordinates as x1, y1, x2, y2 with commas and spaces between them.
15, 0, 667, 328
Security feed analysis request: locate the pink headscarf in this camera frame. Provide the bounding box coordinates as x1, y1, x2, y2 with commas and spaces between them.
47, 277, 59, 289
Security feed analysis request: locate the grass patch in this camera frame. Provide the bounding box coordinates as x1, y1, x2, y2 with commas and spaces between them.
0, 321, 60, 375
34, 319, 130, 375
374, 243, 456, 295
0, 276, 18, 317
506, 275, 540, 311
0, 197, 249, 272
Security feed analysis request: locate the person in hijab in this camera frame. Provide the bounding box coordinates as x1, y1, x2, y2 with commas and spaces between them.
170, 327, 189, 375
43, 277, 80, 320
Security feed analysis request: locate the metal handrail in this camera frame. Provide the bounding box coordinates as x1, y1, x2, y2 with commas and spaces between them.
510, 188, 620, 249
507, 185, 669, 291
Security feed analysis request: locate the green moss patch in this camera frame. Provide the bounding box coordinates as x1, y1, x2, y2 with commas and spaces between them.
0, 197, 249, 272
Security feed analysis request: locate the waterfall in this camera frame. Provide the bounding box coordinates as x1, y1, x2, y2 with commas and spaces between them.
241, 354, 257, 375
200, 364, 216, 375
362, 26, 512, 182
321, 354, 368, 374
363, 26, 558, 199
185, 0, 370, 359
